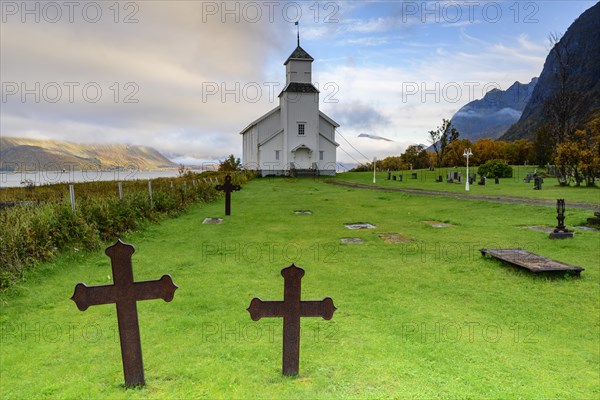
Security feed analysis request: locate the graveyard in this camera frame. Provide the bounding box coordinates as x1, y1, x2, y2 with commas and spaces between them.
1, 174, 598, 398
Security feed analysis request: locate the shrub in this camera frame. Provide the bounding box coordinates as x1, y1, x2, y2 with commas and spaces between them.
477, 159, 513, 178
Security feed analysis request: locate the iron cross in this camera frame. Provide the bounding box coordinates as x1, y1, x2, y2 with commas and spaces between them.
71, 239, 178, 387
247, 264, 336, 375
215, 174, 241, 216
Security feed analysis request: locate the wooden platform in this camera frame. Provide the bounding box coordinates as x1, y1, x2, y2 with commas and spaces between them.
480, 248, 585, 276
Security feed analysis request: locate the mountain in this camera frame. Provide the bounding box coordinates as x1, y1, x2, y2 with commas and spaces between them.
0, 137, 176, 171
501, 2, 600, 141
357, 133, 394, 142
450, 78, 537, 141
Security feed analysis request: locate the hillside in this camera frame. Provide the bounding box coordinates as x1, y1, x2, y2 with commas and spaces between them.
450, 78, 537, 140
501, 2, 600, 141
0, 137, 176, 171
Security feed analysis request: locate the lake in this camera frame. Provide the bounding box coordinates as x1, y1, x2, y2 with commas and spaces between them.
0, 170, 182, 188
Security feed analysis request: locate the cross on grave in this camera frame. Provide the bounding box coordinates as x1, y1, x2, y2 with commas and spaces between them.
70, 240, 178, 387
215, 174, 241, 216
247, 264, 336, 376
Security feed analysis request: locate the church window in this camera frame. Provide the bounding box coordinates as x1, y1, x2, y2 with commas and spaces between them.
319, 151, 324, 161
275, 150, 280, 160
298, 123, 305, 136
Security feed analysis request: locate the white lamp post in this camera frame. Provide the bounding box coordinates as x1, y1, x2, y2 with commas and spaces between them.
463, 148, 473, 191
373, 157, 377, 184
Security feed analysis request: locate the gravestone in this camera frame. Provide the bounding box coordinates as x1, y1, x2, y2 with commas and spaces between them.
247, 264, 336, 375
387, 170, 391, 180
215, 174, 241, 216
70, 240, 178, 386
446, 172, 454, 183
392, 175, 397, 181
494, 176, 500, 184
524, 173, 533, 183
294, 210, 312, 215
533, 176, 543, 190
398, 175, 403, 182
458, 173, 462, 184
411, 173, 417, 179
436, 175, 443, 183
478, 176, 486, 186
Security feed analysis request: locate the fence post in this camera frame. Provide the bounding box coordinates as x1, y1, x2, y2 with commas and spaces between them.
69, 184, 76, 212
148, 180, 153, 209
118, 182, 123, 201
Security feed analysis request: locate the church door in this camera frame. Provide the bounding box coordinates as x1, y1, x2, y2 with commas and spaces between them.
294, 148, 311, 169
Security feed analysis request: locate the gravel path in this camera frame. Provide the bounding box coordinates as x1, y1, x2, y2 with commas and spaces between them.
326, 180, 600, 211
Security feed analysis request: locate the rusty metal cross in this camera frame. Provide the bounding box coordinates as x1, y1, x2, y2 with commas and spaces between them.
215, 174, 241, 216
247, 264, 336, 375
71, 240, 178, 387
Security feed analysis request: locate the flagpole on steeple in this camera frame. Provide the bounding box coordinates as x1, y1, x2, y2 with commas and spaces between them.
295, 21, 299, 46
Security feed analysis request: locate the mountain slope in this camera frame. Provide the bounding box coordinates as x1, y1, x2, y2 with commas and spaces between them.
0, 137, 176, 171
501, 2, 600, 141
450, 78, 537, 141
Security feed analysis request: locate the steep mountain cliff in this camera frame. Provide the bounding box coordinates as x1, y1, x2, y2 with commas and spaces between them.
450, 78, 537, 140
501, 2, 600, 141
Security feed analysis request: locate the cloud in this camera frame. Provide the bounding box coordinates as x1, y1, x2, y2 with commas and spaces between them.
329, 102, 390, 130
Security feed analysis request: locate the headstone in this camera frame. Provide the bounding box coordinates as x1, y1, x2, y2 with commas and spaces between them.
533, 176, 543, 190
436, 175, 443, 183
387, 170, 391, 180
70, 240, 178, 386
458, 173, 463, 184
202, 217, 224, 224
495, 176, 499, 184
340, 238, 364, 244
398, 175, 403, 182
411, 173, 417, 179
215, 174, 241, 216
524, 173, 533, 183
478, 176, 486, 186
447, 172, 454, 183
247, 264, 336, 375
392, 175, 396, 181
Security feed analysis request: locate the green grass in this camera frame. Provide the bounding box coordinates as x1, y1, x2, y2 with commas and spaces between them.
334, 167, 600, 204
1, 177, 599, 399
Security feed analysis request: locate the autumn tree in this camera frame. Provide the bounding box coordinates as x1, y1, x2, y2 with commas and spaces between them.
218, 154, 242, 172
441, 139, 472, 167
401, 145, 430, 169
428, 119, 459, 168
556, 117, 600, 186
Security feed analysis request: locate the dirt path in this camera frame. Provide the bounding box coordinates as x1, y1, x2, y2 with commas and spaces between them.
326, 180, 600, 211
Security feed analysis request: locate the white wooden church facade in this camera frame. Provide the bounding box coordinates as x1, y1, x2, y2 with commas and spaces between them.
240, 44, 339, 176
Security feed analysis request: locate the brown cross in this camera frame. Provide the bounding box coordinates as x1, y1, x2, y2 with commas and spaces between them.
215, 174, 241, 216
247, 264, 336, 375
70, 240, 178, 387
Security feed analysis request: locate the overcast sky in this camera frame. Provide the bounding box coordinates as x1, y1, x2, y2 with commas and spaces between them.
1, 1, 596, 165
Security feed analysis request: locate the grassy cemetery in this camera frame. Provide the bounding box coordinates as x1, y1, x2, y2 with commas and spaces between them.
1, 173, 598, 398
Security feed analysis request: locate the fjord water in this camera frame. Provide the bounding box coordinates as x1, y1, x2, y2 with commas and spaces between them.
0, 170, 181, 188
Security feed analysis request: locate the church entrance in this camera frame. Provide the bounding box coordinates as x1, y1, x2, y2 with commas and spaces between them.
293, 148, 311, 169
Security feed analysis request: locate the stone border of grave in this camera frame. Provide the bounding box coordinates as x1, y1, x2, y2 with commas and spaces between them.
423, 221, 455, 228
294, 210, 313, 215
344, 222, 377, 230
340, 237, 365, 244
202, 217, 224, 224
378, 233, 413, 244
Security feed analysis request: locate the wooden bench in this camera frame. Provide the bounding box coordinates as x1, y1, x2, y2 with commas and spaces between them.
480, 248, 584, 276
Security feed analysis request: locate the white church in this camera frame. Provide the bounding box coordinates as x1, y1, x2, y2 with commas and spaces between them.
240, 40, 339, 176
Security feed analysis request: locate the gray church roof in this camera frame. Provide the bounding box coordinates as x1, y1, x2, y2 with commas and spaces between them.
284, 46, 314, 65
278, 82, 319, 97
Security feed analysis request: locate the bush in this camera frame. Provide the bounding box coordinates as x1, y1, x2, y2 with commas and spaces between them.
477, 159, 513, 178
0, 171, 252, 291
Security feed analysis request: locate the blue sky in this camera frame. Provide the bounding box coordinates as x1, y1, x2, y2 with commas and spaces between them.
1, 1, 596, 165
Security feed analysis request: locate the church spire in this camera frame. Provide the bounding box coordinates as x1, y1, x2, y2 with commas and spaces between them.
295, 21, 299, 46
